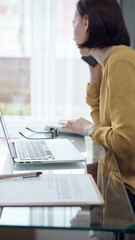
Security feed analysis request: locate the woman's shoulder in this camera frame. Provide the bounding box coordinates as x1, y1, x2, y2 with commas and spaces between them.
105, 45, 135, 67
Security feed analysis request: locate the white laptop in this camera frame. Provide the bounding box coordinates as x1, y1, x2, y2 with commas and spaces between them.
0, 109, 85, 164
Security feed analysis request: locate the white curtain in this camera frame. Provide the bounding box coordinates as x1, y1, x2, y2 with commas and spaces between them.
30, 0, 90, 121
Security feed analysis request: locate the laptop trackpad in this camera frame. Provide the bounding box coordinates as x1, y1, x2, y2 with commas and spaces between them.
46, 139, 84, 161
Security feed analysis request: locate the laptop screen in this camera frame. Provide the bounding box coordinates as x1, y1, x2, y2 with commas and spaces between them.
0, 109, 13, 174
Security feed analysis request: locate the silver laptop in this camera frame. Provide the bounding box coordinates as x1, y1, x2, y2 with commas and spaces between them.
0, 109, 85, 164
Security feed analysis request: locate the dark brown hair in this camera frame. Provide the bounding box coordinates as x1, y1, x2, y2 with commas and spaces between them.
76, 0, 130, 48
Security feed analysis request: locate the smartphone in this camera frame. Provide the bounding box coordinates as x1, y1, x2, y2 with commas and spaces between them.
81, 55, 98, 67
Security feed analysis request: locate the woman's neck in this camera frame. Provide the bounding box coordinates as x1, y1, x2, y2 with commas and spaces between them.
91, 46, 117, 67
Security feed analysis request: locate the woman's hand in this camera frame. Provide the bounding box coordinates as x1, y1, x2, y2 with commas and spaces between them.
89, 63, 102, 85
80, 47, 91, 56
62, 118, 93, 136
80, 47, 102, 85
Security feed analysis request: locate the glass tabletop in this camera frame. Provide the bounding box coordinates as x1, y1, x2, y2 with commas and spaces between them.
0, 129, 135, 233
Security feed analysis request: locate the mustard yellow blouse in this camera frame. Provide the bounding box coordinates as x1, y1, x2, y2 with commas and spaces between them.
86, 45, 135, 194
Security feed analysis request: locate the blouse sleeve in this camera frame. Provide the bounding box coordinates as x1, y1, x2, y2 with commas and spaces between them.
91, 60, 135, 159
86, 81, 101, 126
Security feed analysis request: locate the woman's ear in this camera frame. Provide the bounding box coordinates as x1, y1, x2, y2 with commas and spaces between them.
83, 15, 90, 32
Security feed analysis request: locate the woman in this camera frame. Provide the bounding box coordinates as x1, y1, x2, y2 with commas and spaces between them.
64, 0, 135, 212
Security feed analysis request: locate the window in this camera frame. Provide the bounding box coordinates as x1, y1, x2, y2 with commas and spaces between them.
30, 0, 90, 120
0, 0, 90, 120
0, 0, 31, 115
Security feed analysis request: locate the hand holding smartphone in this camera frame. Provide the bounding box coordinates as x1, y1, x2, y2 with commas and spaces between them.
81, 55, 98, 67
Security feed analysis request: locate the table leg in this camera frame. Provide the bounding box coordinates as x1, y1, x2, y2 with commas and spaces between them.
114, 232, 125, 240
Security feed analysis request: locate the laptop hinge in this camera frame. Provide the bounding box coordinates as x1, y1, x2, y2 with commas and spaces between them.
9, 141, 17, 159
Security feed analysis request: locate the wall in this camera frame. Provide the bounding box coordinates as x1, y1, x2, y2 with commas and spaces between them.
119, 0, 135, 49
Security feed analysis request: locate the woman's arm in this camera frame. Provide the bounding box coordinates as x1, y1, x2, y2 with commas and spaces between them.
63, 50, 102, 135
92, 60, 135, 158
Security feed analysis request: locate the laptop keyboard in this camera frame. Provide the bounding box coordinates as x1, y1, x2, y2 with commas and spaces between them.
16, 141, 55, 161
